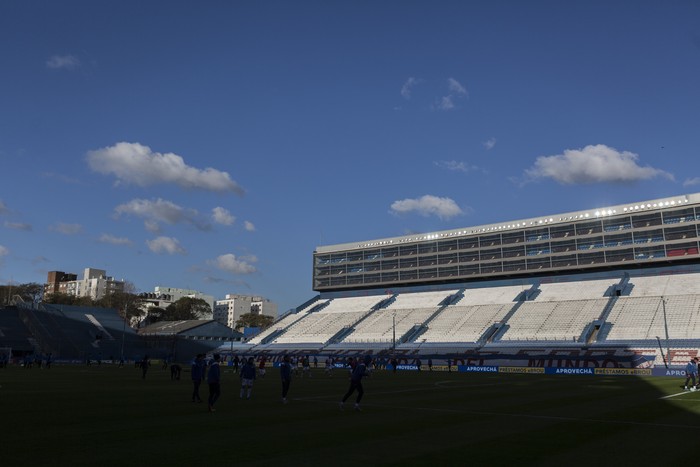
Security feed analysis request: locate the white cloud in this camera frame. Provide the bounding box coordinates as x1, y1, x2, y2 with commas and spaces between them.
390, 195, 464, 220
32, 256, 50, 265
434, 78, 468, 111
401, 77, 422, 99
434, 160, 479, 174
524, 144, 673, 184
435, 96, 455, 111
144, 220, 161, 234
4, 221, 32, 231
41, 172, 83, 184
209, 253, 257, 274
0, 200, 7, 214
114, 198, 211, 231
50, 223, 83, 235
0, 245, 8, 257
244, 221, 256, 232
483, 137, 497, 150
212, 207, 235, 226
683, 178, 700, 187
46, 54, 81, 70
146, 236, 186, 255
87, 142, 245, 194
99, 234, 133, 246
203, 276, 252, 289
447, 77, 467, 96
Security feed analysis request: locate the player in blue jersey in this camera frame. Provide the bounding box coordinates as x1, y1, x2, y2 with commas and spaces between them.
684, 357, 698, 390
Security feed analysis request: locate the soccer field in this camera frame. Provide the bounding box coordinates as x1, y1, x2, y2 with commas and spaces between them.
2, 365, 699, 466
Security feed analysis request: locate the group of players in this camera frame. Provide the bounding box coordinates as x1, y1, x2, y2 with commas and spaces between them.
190, 353, 373, 412
190, 353, 258, 412
684, 357, 700, 390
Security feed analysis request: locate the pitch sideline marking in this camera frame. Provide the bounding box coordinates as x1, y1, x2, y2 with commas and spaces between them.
660, 390, 698, 400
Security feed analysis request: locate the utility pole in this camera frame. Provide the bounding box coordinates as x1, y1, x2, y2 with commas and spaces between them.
661, 297, 671, 366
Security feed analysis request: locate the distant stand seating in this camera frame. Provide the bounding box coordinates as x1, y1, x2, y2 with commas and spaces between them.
250, 271, 700, 350
343, 290, 459, 343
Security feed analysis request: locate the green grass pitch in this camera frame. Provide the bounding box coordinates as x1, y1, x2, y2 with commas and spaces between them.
2, 364, 700, 466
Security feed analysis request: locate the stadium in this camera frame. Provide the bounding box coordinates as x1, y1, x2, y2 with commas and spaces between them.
5, 192, 700, 467
3, 192, 700, 373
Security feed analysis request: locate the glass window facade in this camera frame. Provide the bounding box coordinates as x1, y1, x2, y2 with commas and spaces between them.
313, 200, 700, 291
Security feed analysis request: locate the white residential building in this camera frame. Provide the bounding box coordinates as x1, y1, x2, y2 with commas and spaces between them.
213, 294, 278, 329
45, 268, 125, 301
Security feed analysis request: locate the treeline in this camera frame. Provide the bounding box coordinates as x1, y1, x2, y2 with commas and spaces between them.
0, 283, 212, 326
0, 282, 44, 305
1, 282, 274, 330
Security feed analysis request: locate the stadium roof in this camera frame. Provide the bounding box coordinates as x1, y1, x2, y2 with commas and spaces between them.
138, 320, 243, 338
316, 192, 700, 253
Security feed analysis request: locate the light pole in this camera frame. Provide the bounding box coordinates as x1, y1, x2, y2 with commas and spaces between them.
661, 297, 670, 365
656, 336, 668, 369
120, 305, 127, 363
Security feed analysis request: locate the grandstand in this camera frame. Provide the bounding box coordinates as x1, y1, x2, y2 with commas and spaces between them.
0, 301, 234, 362
226, 192, 700, 369
0, 306, 35, 355
0, 302, 147, 361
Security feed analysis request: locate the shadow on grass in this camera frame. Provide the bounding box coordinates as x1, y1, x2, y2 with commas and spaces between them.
1, 363, 699, 467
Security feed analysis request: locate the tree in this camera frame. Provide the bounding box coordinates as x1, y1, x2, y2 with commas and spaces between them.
96, 284, 144, 328
144, 307, 166, 324
43, 292, 85, 306
16, 282, 44, 304
235, 313, 274, 330
75, 296, 96, 307
161, 297, 211, 321
1, 282, 44, 305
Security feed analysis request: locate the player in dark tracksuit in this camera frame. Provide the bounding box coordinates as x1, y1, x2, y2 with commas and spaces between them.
207, 354, 221, 412
340, 355, 371, 411
240, 357, 256, 399
191, 354, 204, 402
280, 355, 293, 404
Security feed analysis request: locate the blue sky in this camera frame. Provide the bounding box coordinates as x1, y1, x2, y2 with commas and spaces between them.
1, 1, 699, 314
